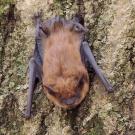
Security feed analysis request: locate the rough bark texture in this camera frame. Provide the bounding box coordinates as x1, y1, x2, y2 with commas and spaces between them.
0, 0, 135, 135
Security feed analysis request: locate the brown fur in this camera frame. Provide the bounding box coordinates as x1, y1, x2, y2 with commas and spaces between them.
42, 19, 89, 108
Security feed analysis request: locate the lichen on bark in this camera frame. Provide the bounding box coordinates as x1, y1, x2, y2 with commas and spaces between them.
0, 0, 135, 135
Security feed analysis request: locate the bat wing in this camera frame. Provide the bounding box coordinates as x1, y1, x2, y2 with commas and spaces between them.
24, 12, 43, 118
80, 41, 113, 92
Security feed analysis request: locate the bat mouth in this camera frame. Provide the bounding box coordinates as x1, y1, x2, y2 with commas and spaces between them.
60, 88, 80, 105
44, 84, 81, 106
62, 97, 77, 105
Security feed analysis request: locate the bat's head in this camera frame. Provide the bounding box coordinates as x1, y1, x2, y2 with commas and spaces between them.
42, 16, 89, 109
44, 69, 89, 109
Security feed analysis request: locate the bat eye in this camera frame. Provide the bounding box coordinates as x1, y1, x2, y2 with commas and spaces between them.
40, 22, 50, 36
77, 75, 84, 88
41, 26, 50, 36
44, 85, 58, 97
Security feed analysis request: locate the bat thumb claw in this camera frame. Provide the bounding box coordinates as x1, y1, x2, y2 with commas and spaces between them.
21, 111, 31, 119
107, 85, 114, 92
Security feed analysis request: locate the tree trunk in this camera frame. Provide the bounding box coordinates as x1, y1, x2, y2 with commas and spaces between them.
0, 0, 135, 135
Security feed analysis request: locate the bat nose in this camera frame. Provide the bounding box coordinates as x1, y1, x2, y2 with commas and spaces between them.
62, 96, 77, 105
61, 89, 81, 105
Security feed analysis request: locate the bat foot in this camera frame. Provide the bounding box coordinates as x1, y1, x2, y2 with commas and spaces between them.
73, 13, 84, 26
34, 10, 43, 18
32, 10, 43, 24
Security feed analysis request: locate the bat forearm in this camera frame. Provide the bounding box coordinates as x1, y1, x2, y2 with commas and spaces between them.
25, 58, 37, 118
81, 42, 113, 92
34, 13, 43, 64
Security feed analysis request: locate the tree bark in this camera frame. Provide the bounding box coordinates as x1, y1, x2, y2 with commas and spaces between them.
0, 0, 135, 135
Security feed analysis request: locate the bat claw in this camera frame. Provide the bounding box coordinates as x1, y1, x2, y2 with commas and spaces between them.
32, 10, 43, 24
34, 10, 43, 18
107, 86, 114, 92
108, 84, 118, 93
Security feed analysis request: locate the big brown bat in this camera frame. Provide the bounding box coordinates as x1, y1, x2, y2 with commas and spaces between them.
24, 13, 113, 118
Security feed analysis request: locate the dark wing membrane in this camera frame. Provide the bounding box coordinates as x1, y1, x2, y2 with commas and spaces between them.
80, 41, 113, 92
24, 13, 43, 118
34, 16, 43, 65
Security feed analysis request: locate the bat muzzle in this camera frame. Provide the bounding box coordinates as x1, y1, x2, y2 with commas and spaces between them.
62, 96, 77, 105
61, 89, 80, 105
44, 84, 82, 107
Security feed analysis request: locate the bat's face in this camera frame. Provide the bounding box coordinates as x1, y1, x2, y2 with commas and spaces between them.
42, 17, 89, 109
44, 73, 89, 109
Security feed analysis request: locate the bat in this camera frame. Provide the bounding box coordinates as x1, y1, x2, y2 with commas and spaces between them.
24, 12, 113, 118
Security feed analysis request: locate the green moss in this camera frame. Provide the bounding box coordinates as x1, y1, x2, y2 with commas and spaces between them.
0, 0, 15, 16
84, 114, 105, 135
0, 0, 135, 134
0, 94, 24, 134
